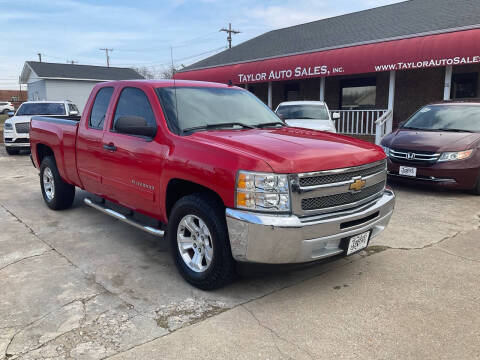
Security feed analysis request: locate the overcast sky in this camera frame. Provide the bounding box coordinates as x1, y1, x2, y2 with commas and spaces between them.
0, 0, 402, 89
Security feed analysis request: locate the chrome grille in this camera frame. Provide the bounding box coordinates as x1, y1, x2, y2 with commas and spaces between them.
299, 162, 386, 187
15, 122, 30, 134
301, 181, 385, 211
390, 149, 440, 163
291, 160, 387, 215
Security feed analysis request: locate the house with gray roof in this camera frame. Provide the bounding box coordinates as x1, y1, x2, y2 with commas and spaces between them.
20, 62, 143, 112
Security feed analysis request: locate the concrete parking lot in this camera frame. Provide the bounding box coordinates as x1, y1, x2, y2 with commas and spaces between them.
1, 148, 479, 360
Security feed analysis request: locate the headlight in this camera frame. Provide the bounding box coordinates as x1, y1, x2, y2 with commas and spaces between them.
381, 146, 390, 156
235, 171, 290, 212
3, 122, 13, 131
438, 149, 474, 162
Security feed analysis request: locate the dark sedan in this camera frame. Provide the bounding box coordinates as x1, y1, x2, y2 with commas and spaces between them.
381, 101, 480, 194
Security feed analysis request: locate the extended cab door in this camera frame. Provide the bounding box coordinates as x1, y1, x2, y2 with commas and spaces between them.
100, 86, 162, 216
76, 86, 115, 195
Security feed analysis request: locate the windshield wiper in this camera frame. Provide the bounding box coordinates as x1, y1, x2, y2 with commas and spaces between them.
402, 126, 426, 130
434, 128, 475, 133
182, 122, 255, 133
255, 122, 285, 128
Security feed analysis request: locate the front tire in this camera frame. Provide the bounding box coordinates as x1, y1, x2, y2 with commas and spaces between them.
167, 193, 236, 290
472, 170, 480, 195
40, 156, 75, 210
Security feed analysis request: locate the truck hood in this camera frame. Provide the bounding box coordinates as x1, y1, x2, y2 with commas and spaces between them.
382, 129, 480, 152
191, 127, 385, 173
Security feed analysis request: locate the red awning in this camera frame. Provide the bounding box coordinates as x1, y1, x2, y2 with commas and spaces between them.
175, 28, 480, 84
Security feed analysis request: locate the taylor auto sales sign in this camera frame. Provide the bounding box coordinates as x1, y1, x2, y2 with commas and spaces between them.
237, 65, 335, 83
236, 55, 480, 84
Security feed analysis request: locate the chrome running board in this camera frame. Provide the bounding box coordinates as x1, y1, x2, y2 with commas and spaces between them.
84, 198, 165, 237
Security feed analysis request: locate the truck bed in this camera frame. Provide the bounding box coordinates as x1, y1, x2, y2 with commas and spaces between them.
30, 115, 82, 187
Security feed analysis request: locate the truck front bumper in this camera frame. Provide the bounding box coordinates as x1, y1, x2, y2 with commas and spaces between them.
226, 189, 395, 264
3, 130, 30, 148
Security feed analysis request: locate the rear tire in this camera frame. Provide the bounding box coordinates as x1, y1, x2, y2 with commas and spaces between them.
167, 193, 236, 290
2, 109, 9, 114
5, 147, 19, 155
40, 156, 75, 210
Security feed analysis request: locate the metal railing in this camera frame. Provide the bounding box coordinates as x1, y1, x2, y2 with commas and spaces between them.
330, 109, 388, 136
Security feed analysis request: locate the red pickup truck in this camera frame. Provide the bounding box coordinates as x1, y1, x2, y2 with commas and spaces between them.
30, 80, 395, 289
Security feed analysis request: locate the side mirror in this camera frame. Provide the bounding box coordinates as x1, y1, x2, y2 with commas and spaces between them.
70, 110, 79, 116
115, 116, 156, 137
332, 112, 340, 120
7, 111, 14, 117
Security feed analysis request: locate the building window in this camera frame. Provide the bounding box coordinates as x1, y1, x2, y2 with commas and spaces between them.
451, 73, 478, 99
11, 96, 19, 102
340, 78, 376, 110
284, 83, 300, 101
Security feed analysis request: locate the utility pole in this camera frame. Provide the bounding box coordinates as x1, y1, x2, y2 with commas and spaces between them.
99, 48, 113, 67
37, 53, 42, 62
220, 23, 240, 49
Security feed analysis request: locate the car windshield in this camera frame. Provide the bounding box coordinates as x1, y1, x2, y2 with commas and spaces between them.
276, 104, 329, 120
16, 103, 66, 116
403, 104, 480, 132
156, 86, 283, 133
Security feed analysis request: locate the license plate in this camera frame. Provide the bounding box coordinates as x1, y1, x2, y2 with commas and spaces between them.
399, 166, 417, 177
346, 231, 370, 255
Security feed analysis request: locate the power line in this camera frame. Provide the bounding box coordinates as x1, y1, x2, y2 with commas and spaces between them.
114, 45, 227, 68
219, 23, 240, 49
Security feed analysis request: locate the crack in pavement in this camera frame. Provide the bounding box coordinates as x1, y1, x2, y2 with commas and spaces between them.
434, 247, 480, 263
0, 250, 51, 272
242, 304, 314, 360
0, 203, 136, 308
381, 230, 462, 251
4, 293, 105, 359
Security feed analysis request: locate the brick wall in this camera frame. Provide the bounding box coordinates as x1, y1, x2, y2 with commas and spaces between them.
0, 90, 27, 109
393, 67, 444, 127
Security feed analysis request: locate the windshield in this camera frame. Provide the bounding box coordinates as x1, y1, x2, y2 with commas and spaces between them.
403, 104, 480, 132
16, 103, 66, 116
156, 86, 282, 133
276, 104, 329, 120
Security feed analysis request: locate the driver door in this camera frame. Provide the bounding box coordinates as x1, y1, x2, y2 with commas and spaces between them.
100, 86, 161, 216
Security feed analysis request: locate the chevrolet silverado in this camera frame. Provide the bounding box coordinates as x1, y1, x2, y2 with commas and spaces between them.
29, 80, 395, 289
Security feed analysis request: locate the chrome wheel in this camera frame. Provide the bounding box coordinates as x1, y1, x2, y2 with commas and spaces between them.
43, 167, 55, 201
177, 214, 214, 273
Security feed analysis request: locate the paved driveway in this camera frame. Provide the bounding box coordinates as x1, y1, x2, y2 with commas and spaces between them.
1, 148, 479, 359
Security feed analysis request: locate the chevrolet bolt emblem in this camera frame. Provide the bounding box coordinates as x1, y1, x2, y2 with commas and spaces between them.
349, 177, 366, 192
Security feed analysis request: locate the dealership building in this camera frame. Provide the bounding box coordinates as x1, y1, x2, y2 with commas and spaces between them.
176, 0, 480, 142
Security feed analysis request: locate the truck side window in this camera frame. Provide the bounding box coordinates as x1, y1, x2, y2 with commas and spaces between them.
89, 87, 114, 129
112, 87, 156, 131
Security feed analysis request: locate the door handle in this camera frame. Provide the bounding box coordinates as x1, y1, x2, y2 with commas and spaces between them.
103, 143, 117, 152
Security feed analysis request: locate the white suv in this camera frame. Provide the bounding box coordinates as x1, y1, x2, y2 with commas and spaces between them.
0, 102, 14, 114
275, 101, 339, 133
3, 100, 79, 155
